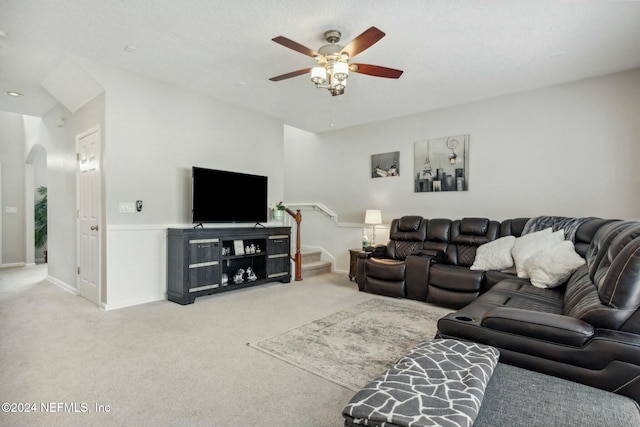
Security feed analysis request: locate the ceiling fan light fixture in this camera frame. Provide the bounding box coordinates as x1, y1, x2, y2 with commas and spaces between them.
311, 66, 326, 85
333, 78, 346, 92
332, 61, 349, 80
271, 27, 402, 97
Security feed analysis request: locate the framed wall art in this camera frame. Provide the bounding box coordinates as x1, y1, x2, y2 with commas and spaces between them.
371, 151, 400, 178
414, 135, 469, 192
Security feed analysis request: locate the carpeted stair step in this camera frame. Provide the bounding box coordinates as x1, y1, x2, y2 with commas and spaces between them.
300, 250, 331, 277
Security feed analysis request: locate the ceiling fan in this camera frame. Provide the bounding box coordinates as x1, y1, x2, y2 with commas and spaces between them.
269, 26, 403, 96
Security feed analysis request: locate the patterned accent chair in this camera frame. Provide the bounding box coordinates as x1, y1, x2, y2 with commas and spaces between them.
356, 216, 427, 298
427, 218, 500, 308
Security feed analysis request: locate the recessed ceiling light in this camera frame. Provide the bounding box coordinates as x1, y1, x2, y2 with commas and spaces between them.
5, 91, 24, 97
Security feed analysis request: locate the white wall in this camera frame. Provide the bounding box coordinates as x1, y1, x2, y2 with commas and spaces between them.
78, 60, 287, 308
285, 69, 640, 271
0, 112, 27, 266
81, 60, 286, 226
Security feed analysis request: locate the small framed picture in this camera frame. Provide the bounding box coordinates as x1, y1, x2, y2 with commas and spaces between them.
233, 240, 245, 255
371, 151, 400, 178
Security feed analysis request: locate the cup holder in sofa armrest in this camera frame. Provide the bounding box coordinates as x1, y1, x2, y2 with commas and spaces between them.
454, 315, 476, 322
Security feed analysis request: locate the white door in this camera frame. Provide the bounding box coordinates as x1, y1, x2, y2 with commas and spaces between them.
76, 126, 101, 306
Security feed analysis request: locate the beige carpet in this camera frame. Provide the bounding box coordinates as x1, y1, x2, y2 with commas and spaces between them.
249, 298, 450, 391
0, 265, 450, 427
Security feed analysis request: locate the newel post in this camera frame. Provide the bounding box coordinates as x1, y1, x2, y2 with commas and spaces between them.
285, 208, 303, 281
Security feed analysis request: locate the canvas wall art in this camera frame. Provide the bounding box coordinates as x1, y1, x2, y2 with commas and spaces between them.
371, 151, 400, 178
414, 135, 469, 192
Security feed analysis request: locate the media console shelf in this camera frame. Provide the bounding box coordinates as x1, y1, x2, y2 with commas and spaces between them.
167, 226, 291, 305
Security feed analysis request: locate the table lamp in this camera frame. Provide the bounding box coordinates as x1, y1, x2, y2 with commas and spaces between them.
364, 209, 382, 244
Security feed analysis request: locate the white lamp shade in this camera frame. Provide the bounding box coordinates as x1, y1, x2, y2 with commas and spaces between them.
311, 67, 326, 84
364, 209, 382, 225
332, 61, 349, 80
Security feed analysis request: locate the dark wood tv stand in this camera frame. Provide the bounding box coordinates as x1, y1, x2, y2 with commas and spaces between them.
167, 226, 291, 305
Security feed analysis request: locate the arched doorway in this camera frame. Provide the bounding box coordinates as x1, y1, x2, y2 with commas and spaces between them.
25, 144, 47, 265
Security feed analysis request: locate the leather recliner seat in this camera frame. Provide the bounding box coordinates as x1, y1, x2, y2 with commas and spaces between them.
356, 216, 426, 298
427, 218, 500, 308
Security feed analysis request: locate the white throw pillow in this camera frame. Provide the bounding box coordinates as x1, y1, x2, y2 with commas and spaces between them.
524, 240, 586, 288
470, 236, 516, 271
512, 228, 564, 279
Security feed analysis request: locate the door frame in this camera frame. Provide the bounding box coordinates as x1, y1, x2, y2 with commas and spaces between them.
76, 125, 102, 307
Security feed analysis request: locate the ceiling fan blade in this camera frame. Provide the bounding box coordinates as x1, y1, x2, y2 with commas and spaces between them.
269, 68, 312, 82
272, 36, 319, 58
340, 27, 385, 59
350, 63, 403, 79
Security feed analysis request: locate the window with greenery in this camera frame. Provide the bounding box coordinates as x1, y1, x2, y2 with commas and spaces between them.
34, 186, 47, 249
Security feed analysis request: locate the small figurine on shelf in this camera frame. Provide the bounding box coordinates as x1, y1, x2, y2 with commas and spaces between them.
221, 273, 228, 286
234, 268, 245, 284
249, 244, 256, 254
246, 267, 257, 281
255, 245, 261, 253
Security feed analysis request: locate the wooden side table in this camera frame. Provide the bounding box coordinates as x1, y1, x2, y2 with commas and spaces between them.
348, 248, 367, 282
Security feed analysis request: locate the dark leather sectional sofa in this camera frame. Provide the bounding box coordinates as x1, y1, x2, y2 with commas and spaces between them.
356, 215, 640, 403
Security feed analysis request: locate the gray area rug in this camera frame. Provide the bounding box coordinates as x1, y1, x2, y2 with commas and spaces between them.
249, 298, 451, 391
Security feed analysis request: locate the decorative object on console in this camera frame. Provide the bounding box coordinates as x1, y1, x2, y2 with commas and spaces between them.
270, 201, 285, 220
233, 240, 245, 255
370, 151, 400, 178
364, 209, 382, 244
234, 268, 245, 284
414, 135, 469, 192
246, 267, 257, 282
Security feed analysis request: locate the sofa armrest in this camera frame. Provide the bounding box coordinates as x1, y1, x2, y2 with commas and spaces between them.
358, 244, 386, 259
410, 249, 445, 262
482, 307, 595, 347
356, 245, 387, 289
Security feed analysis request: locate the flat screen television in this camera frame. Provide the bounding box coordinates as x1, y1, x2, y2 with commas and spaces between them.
192, 167, 268, 224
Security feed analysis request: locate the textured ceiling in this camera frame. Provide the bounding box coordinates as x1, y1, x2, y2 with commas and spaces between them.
1, 0, 640, 133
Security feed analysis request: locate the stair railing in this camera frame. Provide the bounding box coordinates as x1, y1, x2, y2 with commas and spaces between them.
285, 208, 303, 281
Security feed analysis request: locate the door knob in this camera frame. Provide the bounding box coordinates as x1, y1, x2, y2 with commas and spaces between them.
90, 225, 99, 231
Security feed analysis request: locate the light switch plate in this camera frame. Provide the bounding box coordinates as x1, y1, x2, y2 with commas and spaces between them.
119, 202, 135, 213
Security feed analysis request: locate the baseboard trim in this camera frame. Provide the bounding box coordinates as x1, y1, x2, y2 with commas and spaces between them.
47, 275, 78, 295
102, 294, 166, 311
1, 262, 27, 268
